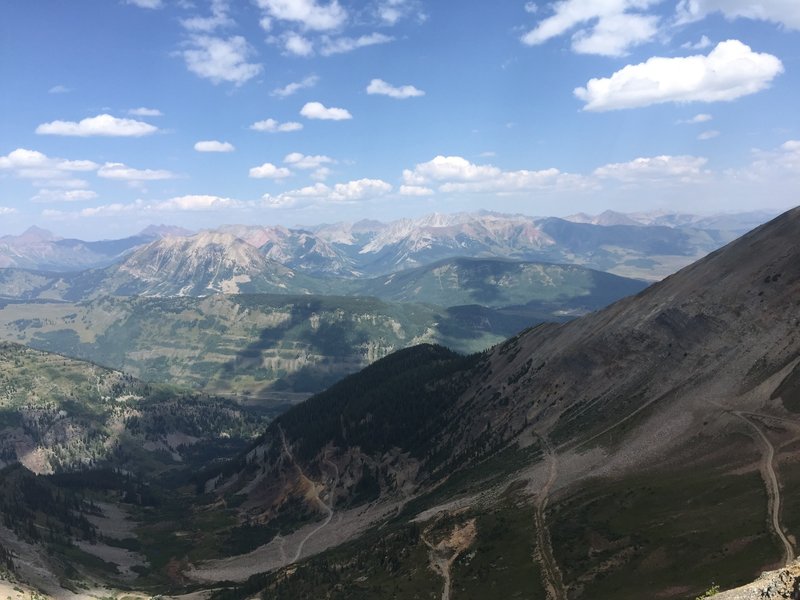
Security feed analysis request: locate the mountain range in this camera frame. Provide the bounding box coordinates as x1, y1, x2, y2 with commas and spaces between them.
1, 209, 772, 281
0, 206, 795, 599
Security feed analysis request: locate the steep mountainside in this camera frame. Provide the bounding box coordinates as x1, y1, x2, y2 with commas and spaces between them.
198, 207, 800, 599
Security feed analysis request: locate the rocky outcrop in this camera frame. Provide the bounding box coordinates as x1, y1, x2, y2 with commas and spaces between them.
716, 562, 800, 599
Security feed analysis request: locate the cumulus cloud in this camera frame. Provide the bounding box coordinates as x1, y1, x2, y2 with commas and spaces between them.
255, 0, 347, 31
250, 118, 304, 132
48, 85, 71, 94
300, 101, 352, 120
0, 149, 97, 180
0, 207, 16, 215
156, 195, 246, 211
521, 0, 661, 57
574, 40, 783, 111
272, 75, 320, 97
180, 36, 262, 86
402, 155, 501, 185
249, 162, 293, 179
284, 33, 315, 56
375, 0, 425, 25
35, 114, 158, 137
366, 78, 425, 99
399, 185, 434, 196
403, 155, 585, 194
284, 152, 334, 169
594, 155, 710, 182
676, 0, 800, 30
128, 107, 163, 117
194, 140, 235, 152
181, 0, 234, 32
320, 33, 393, 55
263, 178, 392, 207
32, 189, 98, 203
97, 162, 176, 181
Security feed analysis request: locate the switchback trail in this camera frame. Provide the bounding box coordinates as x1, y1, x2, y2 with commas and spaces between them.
533, 435, 567, 600
707, 402, 795, 565
733, 412, 795, 565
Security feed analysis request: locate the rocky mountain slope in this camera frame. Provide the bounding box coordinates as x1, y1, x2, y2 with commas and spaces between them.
194, 206, 800, 599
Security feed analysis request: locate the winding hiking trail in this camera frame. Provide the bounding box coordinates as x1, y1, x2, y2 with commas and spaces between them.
732, 412, 795, 565
707, 402, 795, 565
279, 427, 340, 563
533, 435, 568, 600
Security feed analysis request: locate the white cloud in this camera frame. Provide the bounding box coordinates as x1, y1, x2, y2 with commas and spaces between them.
574, 40, 783, 111
194, 140, 235, 152
284, 33, 315, 56
128, 107, 163, 117
180, 35, 262, 86
320, 33, 393, 55
272, 75, 319, 97
250, 118, 304, 132
284, 152, 334, 169
375, 0, 424, 25
521, 0, 661, 57
263, 178, 392, 207
0, 149, 97, 180
402, 155, 501, 185
0, 207, 16, 215
729, 140, 800, 182
680, 113, 713, 124
676, 0, 800, 30
682, 34, 712, 50
255, 0, 347, 31
249, 162, 293, 179
35, 113, 158, 137
399, 185, 434, 196
697, 130, 720, 140
127, 0, 162, 8
48, 85, 71, 94
181, 0, 234, 32
524, 1, 538, 13
156, 195, 246, 211
594, 155, 710, 182
32, 189, 98, 203
366, 78, 425, 99
300, 101, 352, 120
403, 155, 585, 194
97, 162, 176, 181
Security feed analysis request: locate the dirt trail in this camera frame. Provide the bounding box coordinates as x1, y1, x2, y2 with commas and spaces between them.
421, 519, 477, 600
733, 412, 795, 565
707, 401, 795, 565
533, 436, 568, 600
279, 427, 339, 563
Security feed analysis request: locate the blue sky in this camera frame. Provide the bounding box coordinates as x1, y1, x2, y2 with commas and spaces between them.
1, 0, 799, 239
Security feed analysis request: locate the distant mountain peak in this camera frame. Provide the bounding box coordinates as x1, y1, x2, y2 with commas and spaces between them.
139, 224, 194, 238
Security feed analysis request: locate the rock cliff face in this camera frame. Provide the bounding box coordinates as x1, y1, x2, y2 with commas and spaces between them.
716, 562, 800, 599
